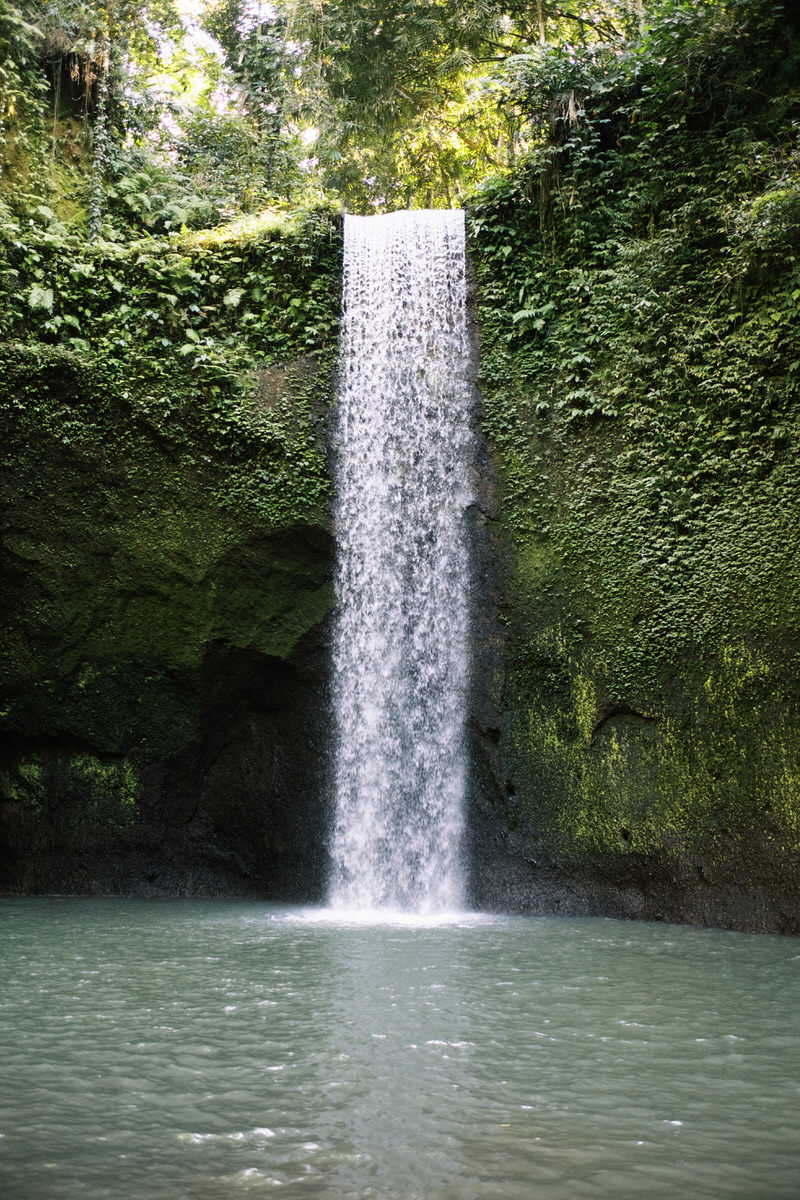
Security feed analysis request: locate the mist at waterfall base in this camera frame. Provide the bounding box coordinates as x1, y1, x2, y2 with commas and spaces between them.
3, 899, 800, 1200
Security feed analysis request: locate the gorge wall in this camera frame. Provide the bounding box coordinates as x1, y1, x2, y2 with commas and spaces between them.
465, 4, 800, 932
2, 4, 799, 930
0, 216, 340, 897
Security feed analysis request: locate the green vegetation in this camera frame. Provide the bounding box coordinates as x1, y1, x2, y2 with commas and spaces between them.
1, 204, 340, 386
469, 0, 800, 877
0, 0, 347, 891
1, 0, 650, 227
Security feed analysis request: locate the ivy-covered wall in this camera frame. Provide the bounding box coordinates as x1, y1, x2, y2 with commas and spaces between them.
0, 212, 343, 896
467, 1, 800, 930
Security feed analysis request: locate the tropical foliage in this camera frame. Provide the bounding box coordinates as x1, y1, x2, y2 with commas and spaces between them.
3, 0, 757, 227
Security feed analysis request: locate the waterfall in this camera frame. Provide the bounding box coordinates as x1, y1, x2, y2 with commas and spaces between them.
329, 209, 474, 914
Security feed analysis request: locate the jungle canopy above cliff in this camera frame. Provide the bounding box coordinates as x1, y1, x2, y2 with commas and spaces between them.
5, 1, 794, 228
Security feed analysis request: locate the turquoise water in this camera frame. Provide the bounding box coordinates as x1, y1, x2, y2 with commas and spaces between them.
1, 899, 799, 1198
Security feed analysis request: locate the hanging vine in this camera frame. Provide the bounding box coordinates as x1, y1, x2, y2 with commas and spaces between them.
87, 29, 110, 241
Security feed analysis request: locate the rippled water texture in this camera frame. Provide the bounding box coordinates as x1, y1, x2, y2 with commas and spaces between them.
2, 900, 799, 1198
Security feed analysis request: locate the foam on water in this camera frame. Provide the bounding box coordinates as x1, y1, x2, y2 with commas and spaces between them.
286, 905, 495, 930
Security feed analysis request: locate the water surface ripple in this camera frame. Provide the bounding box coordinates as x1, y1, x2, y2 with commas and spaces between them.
1, 900, 799, 1198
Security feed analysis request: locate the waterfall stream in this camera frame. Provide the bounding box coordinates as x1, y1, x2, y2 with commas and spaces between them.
329, 209, 474, 914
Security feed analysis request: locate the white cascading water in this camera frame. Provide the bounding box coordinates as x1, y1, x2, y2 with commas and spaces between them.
329, 209, 474, 914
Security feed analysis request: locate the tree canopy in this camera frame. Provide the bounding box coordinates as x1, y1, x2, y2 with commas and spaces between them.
0, 0, 792, 232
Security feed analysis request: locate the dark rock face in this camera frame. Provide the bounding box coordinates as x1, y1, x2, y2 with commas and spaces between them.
0, 634, 332, 898
0, 346, 336, 899
466, 796, 800, 935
